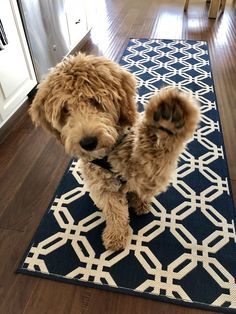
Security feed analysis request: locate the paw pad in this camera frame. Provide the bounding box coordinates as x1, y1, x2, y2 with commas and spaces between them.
153, 97, 185, 132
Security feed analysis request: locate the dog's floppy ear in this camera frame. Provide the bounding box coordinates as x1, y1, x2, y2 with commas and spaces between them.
29, 84, 61, 141
119, 69, 138, 126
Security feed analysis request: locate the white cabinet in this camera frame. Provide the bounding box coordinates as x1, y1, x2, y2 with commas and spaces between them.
0, 0, 37, 126
65, 0, 89, 49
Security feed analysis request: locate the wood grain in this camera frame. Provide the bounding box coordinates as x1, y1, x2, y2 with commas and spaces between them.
0, 0, 235, 313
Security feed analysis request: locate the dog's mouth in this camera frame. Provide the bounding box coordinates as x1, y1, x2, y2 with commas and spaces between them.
64, 134, 118, 160
87, 148, 110, 160
80, 146, 120, 163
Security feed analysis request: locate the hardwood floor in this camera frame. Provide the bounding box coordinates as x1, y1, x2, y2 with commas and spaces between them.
0, 0, 235, 313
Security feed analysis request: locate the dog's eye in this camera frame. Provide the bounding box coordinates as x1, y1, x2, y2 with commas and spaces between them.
60, 104, 70, 125
90, 98, 100, 108
61, 106, 69, 116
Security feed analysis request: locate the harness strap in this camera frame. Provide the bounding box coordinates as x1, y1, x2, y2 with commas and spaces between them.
91, 156, 112, 171
90, 132, 129, 185
91, 156, 127, 185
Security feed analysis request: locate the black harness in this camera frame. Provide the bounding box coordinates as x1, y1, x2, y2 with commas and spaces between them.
90, 133, 128, 185
91, 156, 127, 185
91, 156, 112, 171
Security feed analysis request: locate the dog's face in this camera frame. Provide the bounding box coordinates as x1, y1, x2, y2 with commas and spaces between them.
30, 54, 137, 160
60, 96, 121, 159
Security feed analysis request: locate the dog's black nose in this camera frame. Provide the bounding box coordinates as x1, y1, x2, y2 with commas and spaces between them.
79, 137, 98, 151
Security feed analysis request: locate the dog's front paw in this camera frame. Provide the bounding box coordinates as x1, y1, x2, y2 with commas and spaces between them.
145, 87, 200, 138
128, 193, 151, 215
135, 202, 151, 215
102, 225, 130, 251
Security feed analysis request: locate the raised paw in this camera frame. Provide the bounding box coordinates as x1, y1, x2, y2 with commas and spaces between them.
145, 87, 200, 139
102, 225, 130, 251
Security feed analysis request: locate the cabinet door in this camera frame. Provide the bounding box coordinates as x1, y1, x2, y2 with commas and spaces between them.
0, 0, 36, 123
65, 0, 89, 49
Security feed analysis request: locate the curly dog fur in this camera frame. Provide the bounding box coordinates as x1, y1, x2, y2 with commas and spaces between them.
30, 53, 200, 251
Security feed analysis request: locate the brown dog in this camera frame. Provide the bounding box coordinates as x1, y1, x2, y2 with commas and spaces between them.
30, 53, 200, 251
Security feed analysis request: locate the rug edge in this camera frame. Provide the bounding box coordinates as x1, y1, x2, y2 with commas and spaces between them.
16, 267, 235, 314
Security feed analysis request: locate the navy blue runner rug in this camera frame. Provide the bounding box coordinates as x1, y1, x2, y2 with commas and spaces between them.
17, 39, 236, 313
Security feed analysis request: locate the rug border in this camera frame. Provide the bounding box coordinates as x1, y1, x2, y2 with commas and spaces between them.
16, 38, 236, 314
16, 267, 235, 314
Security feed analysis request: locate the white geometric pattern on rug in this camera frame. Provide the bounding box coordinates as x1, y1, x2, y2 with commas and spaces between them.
19, 39, 236, 312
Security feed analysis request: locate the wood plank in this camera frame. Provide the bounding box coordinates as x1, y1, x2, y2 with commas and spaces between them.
0, 228, 40, 314
0, 274, 38, 314
0, 137, 69, 231
209, 0, 221, 18
0, 138, 69, 312
0, 229, 25, 302
79, 288, 215, 314
23, 280, 95, 314
230, 180, 236, 206
0, 112, 33, 177
0, 128, 51, 218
